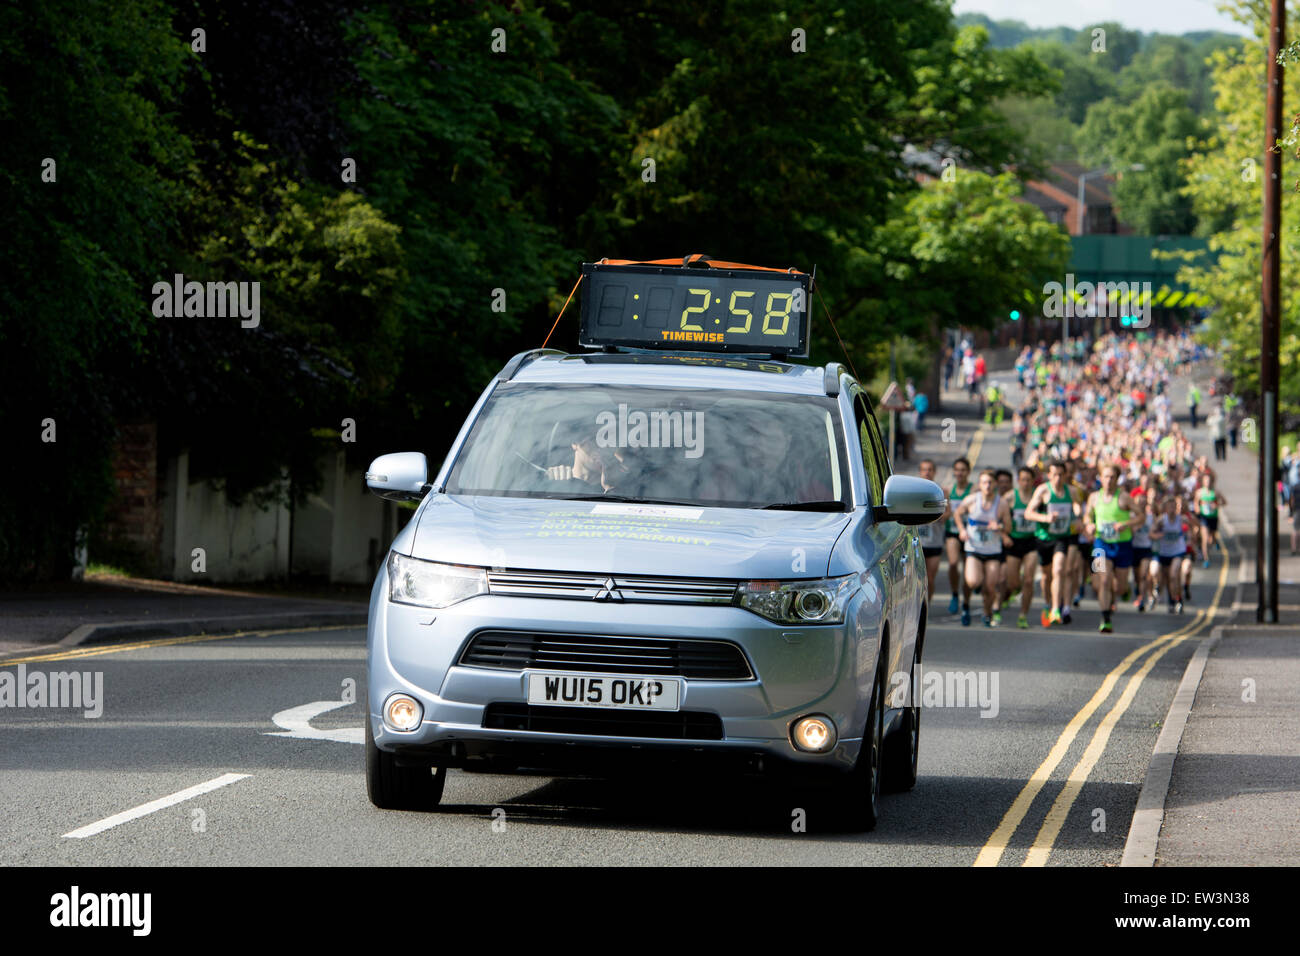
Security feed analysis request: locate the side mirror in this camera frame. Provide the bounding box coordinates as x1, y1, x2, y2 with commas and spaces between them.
365, 452, 429, 501
879, 475, 946, 526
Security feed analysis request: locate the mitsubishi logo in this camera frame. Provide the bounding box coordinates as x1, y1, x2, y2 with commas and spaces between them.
594, 577, 624, 601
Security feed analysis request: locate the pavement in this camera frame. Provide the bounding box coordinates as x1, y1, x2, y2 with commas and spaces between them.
1149, 432, 1300, 866
0, 574, 367, 654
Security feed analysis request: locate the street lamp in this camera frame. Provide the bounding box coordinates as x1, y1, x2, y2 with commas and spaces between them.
1068, 163, 1146, 359
1076, 164, 1146, 235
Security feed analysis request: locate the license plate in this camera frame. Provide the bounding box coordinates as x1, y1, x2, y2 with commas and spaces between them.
526, 671, 681, 711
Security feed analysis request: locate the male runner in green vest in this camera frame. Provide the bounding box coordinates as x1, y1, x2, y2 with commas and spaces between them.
1024, 459, 1081, 627
1002, 465, 1040, 629
1084, 463, 1146, 633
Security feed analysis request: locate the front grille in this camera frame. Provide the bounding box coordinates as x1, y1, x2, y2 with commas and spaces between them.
483, 702, 724, 740
486, 570, 737, 604
460, 630, 753, 680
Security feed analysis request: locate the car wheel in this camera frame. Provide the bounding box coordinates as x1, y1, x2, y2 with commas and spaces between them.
883, 640, 920, 793
365, 711, 446, 811
821, 657, 885, 832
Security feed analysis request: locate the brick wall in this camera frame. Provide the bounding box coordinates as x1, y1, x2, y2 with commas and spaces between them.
101, 423, 161, 572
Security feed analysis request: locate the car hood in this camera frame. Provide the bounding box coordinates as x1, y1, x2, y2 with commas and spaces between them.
409, 494, 851, 579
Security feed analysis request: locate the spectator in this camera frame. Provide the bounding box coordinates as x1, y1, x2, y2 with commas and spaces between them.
1208, 406, 1227, 461
1227, 397, 1243, 448
913, 389, 930, 430
1286, 446, 1300, 518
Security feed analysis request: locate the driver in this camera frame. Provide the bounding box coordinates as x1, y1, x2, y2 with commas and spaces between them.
545, 424, 635, 493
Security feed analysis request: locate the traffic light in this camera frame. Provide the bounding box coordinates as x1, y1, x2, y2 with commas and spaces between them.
1010, 309, 1020, 321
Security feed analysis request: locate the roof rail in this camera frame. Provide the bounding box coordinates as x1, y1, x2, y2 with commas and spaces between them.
823, 362, 845, 396
497, 349, 566, 382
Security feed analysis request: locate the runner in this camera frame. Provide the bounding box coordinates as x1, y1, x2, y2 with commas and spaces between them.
1130, 504, 1155, 611
943, 456, 974, 616
1084, 463, 1145, 633
954, 469, 1012, 627
916, 458, 945, 603
1002, 465, 1041, 629
1024, 459, 1080, 627
1176, 494, 1198, 601
1195, 472, 1226, 568
1152, 495, 1188, 612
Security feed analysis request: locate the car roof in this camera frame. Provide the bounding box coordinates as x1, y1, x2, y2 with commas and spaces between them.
503, 350, 845, 396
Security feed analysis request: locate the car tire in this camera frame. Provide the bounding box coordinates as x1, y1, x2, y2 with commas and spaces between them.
883, 640, 920, 793
821, 656, 885, 832
365, 711, 446, 811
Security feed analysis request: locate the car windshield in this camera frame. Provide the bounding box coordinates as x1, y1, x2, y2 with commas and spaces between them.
444, 383, 849, 510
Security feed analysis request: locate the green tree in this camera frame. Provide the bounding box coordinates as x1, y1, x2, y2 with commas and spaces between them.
1027, 41, 1118, 124
1077, 85, 1202, 234
1181, 1, 1300, 424
0, 0, 193, 578
863, 171, 1072, 404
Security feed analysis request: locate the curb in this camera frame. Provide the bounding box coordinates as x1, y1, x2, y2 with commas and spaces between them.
1120, 510, 1245, 867
55, 609, 367, 648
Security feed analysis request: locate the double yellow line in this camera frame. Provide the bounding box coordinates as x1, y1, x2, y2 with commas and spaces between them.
974, 550, 1231, 867
0, 625, 355, 668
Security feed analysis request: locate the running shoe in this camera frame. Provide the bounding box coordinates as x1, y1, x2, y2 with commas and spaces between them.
1061, 610, 1072, 625
991, 611, 1002, 626
1202, 559, 1210, 569
948, 594, 960, 614
1121, 587, 1131, 602
983, 615, 992, 628
1018, 614, 1029, 629
1175, 601, 1184, 614
961, 607, 971, 627
1040, 609, 1053, 627
1099, 620, 1113, 633
1005, 588, 1020, 606
1137, 598, 1147, 613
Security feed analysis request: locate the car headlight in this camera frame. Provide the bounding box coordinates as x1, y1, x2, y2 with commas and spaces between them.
387, 552, 488, 609
736, 574, 860, 624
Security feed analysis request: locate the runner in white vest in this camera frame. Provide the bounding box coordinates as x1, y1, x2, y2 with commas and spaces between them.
954, 469, 1013, 628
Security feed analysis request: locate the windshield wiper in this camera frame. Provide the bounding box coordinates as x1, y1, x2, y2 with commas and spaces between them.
760, 500, 846, 511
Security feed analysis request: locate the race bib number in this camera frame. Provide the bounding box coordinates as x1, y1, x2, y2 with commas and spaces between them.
1048, 504, 1071, 535
1162, 530, 1181, 543
971, 526, 992, 545
1013, 509, 1032, 534
1099, 521, 1119, 541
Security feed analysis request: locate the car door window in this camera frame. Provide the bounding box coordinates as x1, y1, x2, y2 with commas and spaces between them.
854, 393, 885, 506
864, 406, 892, 485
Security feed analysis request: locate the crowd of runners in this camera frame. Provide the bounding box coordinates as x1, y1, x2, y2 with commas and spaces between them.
916, 331, 1228, 633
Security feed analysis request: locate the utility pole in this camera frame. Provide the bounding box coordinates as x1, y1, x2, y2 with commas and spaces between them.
1259, 0, 1283, 623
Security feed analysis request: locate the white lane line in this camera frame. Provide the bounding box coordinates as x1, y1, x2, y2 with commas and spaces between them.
63, 772, 251, 839
265, 700, 363, 744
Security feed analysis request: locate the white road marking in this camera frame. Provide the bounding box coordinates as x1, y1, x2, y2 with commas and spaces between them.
63, 773, 251, 839
266, 700, 363, 744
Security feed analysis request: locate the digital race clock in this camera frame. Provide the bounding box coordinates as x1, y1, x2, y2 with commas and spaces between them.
578, 261, 812, 357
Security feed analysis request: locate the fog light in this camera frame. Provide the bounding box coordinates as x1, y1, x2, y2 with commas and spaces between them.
791, 715, 837, 753
384, 694, 423, 732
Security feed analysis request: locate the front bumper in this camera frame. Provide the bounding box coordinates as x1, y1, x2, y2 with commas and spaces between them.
367, 581, 877, 777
